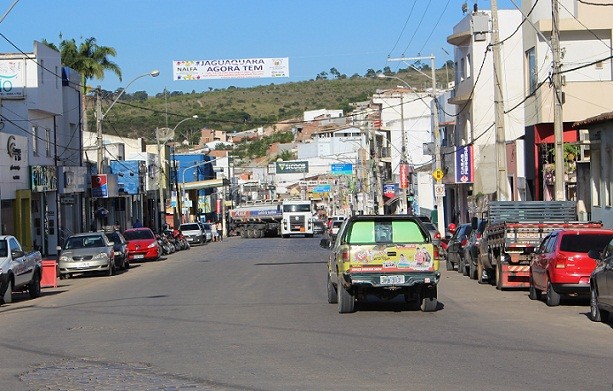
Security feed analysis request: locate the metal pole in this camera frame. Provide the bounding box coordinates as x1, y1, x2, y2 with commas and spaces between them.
95, 87, 103, 173
432, 56, 445, 236
552, 0, 565, 200
400, 95, 408, 214
157, 130, 165, 232
174, 146, 181, 226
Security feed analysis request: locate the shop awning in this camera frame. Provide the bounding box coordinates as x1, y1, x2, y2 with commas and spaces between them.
182, 178, 229, 191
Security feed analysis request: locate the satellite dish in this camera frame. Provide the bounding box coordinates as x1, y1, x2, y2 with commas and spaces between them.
156, 127, 175, 142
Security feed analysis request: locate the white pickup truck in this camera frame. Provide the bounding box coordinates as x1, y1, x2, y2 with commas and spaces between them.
0, 235, 43, 304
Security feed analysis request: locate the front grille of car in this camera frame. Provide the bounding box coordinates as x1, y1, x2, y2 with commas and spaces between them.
73, 255, 93, 261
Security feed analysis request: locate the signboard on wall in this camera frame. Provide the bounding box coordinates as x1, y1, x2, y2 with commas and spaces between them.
31, 166, 58, 192
0, 59, 25, 98
455, 145, 474, 183
91, 174, 109, 198
275, 161, 308, 174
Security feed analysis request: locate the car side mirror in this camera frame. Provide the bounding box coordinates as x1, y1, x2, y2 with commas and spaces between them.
11, 249, 24, 258
320, 238, 331, 249
588, 249, 601, 260
108, 241, 115, 246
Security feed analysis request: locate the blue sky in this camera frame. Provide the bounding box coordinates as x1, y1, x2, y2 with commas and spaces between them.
1, 0, 519, 95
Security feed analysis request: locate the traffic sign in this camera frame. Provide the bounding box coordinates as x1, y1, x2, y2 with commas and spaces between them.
434, 184, 445, 197
432, 169, 444, 181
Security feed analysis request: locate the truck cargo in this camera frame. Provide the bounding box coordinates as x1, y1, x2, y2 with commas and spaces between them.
477, 201, 601, 290
229, 199, 314, 238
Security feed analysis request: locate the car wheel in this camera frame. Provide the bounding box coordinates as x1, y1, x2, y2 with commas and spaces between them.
477, 261, 487, 284
29, 272, 42, 299
3, 279, 12, 304
337, 285, 355, 313
461, 258, 469, 276
546, 279, 561, 307
528, 276, 541, 301
107, 261, 115, 277
446, 257, 453, 271
327, 274, 337, 304
590, 286, 608, 322
469, 257, 477, 280
124, 260, 130, 270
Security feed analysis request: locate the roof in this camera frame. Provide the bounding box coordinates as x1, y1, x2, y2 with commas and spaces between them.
573, 111, 613, 127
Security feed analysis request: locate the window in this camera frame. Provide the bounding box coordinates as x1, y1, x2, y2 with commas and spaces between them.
466, 54, 471, 78
526, 47, 537, 94
347, 220, 426, 244
32, 126, 38, 155
45, 128, 51, 157
560, 233, 613, 253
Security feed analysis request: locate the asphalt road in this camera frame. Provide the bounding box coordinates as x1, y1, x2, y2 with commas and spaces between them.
0, 236, 611, 391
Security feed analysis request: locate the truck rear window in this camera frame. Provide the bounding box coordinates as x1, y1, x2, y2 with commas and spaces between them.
347, 221, 426, 244
560, 233, 613, 253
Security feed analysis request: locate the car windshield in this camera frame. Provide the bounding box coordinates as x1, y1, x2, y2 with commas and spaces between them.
347, 220, 427, 244
65, 235, 104, 249
124, 230, 154, 240
181, 224, 200, 231
283, 204, 311, 212
560, 233, 613, 253
106, 233, 121, 242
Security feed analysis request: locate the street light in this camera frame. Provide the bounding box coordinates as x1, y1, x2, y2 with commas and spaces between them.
377, 71, 445, 234
96, 69, 160, 172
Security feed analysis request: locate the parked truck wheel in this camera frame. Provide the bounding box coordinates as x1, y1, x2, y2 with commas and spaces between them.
546, 279, 561, 306
337, 285, 355, 313
327, 275, 337, 304
495, 264, 504, 290
28, 272, 41, 299
3, 278, 13, 304
240, 229, 248, 238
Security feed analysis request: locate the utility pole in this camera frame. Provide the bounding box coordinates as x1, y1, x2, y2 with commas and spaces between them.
552, 0, 566, 200
368, 122, 385, 215
399, 94, 408, 214
491, 0, 509, 201
95, 87, 103, 173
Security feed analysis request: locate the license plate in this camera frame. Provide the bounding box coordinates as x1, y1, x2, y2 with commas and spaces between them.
380, 275, 405, 285
134, 254, 144, 259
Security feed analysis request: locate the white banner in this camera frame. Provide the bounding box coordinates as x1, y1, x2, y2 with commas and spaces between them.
173, 57, 289, 81
0, 59, 25, 98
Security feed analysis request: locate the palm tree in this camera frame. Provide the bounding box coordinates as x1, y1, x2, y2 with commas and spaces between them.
43, 36, 122, 131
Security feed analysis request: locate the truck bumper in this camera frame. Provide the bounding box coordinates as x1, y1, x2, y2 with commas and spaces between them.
343, 272, 440, 289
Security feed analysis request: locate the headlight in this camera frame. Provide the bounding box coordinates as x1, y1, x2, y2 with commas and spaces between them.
93, 252, 108, 260
147, 242, 158, 249
59, 255, 69, 262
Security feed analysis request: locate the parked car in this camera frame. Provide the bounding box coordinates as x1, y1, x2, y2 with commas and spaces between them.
123, 228, 161, 262
329, 220, 344, 241
59, 232, 116, 278
463, 219, 487, 279
588, 239, 613, 322
199, 222, 213, 243
105, 231, 130, 270
0, 235, 43, 304
529, 228, 613, 306
422, 221, 441, 259
180, 223, 204, 246
320, 215, 439, 313
445, 223, 472, 272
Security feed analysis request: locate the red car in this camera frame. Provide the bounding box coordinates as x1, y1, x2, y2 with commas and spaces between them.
123, 228, 160, 261
529, 228, 613, 306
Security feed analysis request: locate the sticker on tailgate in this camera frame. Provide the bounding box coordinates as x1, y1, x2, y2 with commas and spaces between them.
350, 244, 434, 272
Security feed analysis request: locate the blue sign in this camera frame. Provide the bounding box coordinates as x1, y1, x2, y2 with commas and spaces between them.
312, 184, 331, 193
331, 163, 353, 175
455, 145, 474, 183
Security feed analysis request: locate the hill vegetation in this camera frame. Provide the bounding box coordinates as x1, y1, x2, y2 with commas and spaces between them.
93, 66, 453, 145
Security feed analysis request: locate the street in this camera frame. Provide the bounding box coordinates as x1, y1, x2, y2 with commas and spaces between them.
0, 236, 611, 391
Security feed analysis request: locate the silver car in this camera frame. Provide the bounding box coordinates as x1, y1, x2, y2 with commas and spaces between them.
59, 232, 115, 278
180, 223, 204, 245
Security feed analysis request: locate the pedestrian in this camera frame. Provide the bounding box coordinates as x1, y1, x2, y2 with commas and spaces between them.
210, 221, 218, 242
133, 219, 143, 228
216, 221, 223, 241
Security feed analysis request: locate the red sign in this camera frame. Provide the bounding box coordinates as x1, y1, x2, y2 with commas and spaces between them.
399, 163, 409, 189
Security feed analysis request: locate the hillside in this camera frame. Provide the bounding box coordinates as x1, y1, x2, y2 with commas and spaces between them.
93, 67, 452, 145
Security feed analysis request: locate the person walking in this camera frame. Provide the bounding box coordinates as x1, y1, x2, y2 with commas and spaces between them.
216, 221, 223, 241
209, 221, 218, 242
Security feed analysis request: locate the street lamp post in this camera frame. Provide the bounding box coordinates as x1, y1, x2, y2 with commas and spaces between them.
95, 70, 160, 173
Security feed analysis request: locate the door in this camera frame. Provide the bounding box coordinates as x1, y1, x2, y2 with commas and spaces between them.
532, 234, 556, 290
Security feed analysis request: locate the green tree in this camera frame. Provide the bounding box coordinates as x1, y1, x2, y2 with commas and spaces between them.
43, 36, 122, 132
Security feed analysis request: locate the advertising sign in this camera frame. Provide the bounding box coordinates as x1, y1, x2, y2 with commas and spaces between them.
31, 166, 58, 192
455, 145, 474, 183
0, 59, 25, 98
383, 183, 398, 199
91, 174, 109, 198
399, 163, 409, 189
331, 163, 353, 175
275, 161, 308, 174
173, 57, 289, 81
